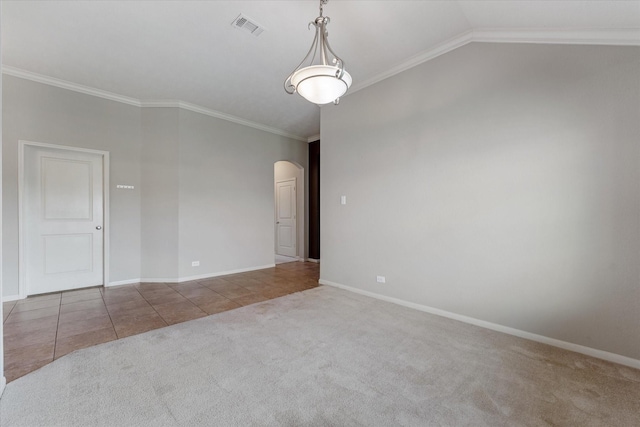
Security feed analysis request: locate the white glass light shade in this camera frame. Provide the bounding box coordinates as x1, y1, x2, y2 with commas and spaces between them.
290, 65, 352, 105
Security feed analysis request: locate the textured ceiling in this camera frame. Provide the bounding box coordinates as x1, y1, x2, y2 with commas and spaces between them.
2, 1, 639, 140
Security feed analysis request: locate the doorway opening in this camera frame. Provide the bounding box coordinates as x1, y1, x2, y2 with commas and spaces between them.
274, 161, 305, 264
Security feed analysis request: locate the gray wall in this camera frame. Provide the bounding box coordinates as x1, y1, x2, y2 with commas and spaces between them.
177, 109, 307, 278
141, 108, 180, 279
320, 43, 640, 360
2, 76, 308, 296
2, 76, 142, 296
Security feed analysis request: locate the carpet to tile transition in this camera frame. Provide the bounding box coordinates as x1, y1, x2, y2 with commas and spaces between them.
0, 286, 638, 426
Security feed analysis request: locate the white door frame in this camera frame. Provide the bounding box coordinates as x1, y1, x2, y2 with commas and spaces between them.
18, 140, 110, 298
274, 160, 306, 260
275, 177, 297, 258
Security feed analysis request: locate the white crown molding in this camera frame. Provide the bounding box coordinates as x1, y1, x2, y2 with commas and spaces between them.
2, 66, 307, 142
137, 100, 179, 108
4, 27, 638, 139
180, 101, 306, 142
2, 65, 141, 106
349, 30, 474, 95
348, 27, 640, 96
140, 100, 306, 141
473, 27, 640, 46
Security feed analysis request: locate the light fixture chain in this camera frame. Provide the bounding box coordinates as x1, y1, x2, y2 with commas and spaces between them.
319, 0, 328, 17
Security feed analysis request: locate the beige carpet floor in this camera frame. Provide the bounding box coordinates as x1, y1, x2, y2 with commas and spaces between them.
0, 286, 638, 426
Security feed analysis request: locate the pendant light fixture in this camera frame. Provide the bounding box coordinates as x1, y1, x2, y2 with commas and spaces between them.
284, 0, 352, 105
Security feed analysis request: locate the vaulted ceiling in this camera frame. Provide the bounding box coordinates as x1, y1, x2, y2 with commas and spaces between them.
2, 1, 639, 140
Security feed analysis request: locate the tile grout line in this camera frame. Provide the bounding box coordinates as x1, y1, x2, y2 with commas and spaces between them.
167, 281, 213, 315
134, 285, 171, 327
194, 280, 245, 308
195, 279, 238, 300
3, 301, 18, 323
204, 276, 278, 299
52, 292, 63, 361
206, 284, 264, 307
100, 287, 120, 340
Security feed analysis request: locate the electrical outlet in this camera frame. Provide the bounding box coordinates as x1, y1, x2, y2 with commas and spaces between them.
376, 275, 386, 283
191, 261, 200, 267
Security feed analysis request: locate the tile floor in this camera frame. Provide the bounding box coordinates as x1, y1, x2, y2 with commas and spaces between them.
2, 261, 319, 383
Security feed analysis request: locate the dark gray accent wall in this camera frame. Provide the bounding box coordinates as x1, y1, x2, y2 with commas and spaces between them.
309, 140, 320, 260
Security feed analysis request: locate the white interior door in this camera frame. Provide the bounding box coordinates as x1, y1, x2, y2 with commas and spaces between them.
24, 145, 104, 295
276, 178, 297, 257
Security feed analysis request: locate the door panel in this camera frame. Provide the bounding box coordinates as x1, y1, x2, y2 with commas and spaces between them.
278, 227, 293, 250
276, 179, 296, 257
43, 158, 93, 220
24, 145, 104, 295
43, 234, 93, 274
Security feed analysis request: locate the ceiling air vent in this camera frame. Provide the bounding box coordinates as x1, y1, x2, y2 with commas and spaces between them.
231, 14, 265, 37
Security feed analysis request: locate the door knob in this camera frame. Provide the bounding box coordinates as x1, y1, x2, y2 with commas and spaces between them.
96, 226, 102, 230
276, 221, 280, 224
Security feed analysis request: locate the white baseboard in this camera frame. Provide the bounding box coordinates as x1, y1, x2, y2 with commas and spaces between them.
307, 258, 320, 263
107, 278, 141, 287
9, 264, 278, 293
319, 279, 640, 370
2, 294, 22, 302
139, 264, 277, 284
